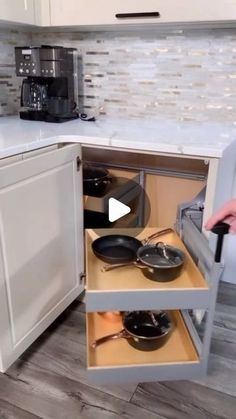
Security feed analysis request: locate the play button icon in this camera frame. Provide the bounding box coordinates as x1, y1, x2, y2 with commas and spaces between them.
108, 198, 131, 222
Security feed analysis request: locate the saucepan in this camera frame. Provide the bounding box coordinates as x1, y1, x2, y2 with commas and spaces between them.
102, 242, 185, 282
91, 310, 173, 351
83, 164, 112, 196
92, 228, 173, 264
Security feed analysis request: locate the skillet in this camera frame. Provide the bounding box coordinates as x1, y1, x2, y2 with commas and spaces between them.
92, 228, 173, 264
92, 234, 142, 264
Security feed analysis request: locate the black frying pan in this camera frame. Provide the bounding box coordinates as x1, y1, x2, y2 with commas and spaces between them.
92, 234, 141, 264
92, 228, 173, 264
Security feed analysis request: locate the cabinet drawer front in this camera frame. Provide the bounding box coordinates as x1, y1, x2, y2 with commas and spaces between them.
50, 0, 236, 27
85, 227, 209, 312
50, 0, 162, 26
86, 310, 201, 384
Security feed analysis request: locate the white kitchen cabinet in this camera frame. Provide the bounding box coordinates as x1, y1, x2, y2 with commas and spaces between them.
49, 0, 236, 27
0, 0, 35, 25
34, 0, 50, 26
0, 137, 227, 383
0, 144, 84, 372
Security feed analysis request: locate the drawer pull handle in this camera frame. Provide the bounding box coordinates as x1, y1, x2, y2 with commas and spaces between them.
211, 221, 229, 262
115, 12, 160, 19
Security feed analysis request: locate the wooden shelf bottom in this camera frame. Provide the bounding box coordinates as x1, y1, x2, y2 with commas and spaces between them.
87, 310, 199, 368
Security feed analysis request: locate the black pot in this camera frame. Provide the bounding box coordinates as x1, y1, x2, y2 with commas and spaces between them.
136, 243, 185, 282
92, 311, 173, 351
103, 243, 185, 282
83, 165, 112, 196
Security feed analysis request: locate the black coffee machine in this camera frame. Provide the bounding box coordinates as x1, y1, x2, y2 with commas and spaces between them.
15, 45, 79, 122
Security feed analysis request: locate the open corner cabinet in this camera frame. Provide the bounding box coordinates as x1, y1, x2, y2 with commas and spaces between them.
84, 216, 223, 384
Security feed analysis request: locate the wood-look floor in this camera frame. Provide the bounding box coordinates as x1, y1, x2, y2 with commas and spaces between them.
0, 282, 236, 419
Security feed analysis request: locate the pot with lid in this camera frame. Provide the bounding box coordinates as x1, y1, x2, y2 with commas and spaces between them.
102, 242, 185, 282
92, 310, 173, 351
83, 164, 112, 196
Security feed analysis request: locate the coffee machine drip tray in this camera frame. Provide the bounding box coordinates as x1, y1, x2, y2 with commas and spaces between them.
19, 110, 79, 123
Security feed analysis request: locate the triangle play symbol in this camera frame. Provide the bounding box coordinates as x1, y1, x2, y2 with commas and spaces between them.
108, 198, 131, 222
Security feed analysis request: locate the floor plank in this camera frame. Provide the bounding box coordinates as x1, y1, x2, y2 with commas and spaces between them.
0, 398, 41, 419
214, 303, 236, 333
217, 282, 236, 307
19, 322, 137, 402
194, 352, 236, 398
3, 362, 163, 419
131, 381, 236, 419
0, 282, 235, 418
210, 325, 236, 360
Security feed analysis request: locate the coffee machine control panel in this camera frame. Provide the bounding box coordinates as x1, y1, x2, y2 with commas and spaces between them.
15, 48, 40, 77
15, 46, 71, 77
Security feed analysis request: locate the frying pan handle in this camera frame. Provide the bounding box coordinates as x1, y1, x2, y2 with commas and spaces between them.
142, 228, 174, 245
91, 329, 129, 348
102, 262, 146, 272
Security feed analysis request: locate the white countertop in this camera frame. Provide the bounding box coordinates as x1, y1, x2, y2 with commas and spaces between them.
0, 116, 236, 159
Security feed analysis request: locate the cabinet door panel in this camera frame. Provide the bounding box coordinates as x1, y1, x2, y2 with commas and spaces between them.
50, 0, 236, 26
0, 144, 83, 371
34, 0, 50, 26
0, 0, 35, 24
50, 0, 161, 25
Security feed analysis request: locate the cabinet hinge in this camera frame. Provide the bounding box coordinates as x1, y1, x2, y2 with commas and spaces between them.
77, 157, 81, 171
80, 272, 86, 285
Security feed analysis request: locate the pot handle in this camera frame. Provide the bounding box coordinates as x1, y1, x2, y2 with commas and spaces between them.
142, 228, 173, 245
101, 261, 146, 272
91, 329, 130, 348
94, 176, 112, 186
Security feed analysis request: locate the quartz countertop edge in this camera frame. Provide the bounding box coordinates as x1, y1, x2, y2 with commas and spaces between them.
0, 116, 236, 159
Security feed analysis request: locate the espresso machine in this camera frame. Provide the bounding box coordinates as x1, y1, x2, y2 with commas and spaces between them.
15, 45, 79, 122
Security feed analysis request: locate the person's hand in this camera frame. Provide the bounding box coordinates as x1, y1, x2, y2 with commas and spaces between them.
205, 198, 236, 233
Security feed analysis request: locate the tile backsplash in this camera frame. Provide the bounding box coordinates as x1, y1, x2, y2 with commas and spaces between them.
0, 29, 31, 116
1, 27, 236, 123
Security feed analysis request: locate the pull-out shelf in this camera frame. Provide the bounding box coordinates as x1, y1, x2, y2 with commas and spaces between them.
87, 310, 201, 384
84, 173, 140, 213
85, 220, 223, 384
85, 228, 210, 311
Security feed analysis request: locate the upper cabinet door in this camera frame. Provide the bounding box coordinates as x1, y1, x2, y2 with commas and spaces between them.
0, 0, 35, 25
34, 0, 50, 26
50, 0, 236, 27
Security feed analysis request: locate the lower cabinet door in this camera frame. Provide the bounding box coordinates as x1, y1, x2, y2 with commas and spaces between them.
86, 310, 201, 384
0, 144, 84, 372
